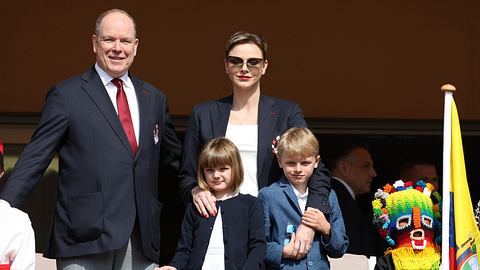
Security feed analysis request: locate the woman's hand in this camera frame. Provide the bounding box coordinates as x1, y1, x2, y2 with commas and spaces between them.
302, 207, 331, 237
156, 266, 177, 270
191, 186, 216, 218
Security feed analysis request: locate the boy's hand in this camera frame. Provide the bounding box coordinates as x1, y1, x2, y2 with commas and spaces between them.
293, 223, 314, 258
282, 232, 306, 259
302, 207, 331, 237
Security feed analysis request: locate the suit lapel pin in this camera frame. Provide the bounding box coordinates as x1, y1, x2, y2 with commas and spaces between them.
153, 124, 159, 144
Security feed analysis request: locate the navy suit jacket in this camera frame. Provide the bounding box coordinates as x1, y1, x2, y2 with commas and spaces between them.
179, 95, 331, 213
0, 67, 182, 262
331, 178, 374, 256
258, 176, 348, 269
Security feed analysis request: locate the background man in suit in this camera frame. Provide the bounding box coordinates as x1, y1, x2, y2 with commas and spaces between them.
0, 9, 181, 270
328, 144, 377, 256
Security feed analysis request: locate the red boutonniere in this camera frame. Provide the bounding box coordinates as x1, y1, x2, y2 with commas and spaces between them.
271, 135, 280, 154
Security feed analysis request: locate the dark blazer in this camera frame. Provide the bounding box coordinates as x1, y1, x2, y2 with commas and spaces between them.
331, 177, 374, 256
179, 95, 331, 213
0, 67, 182, 263
169, 194, 266, 270
258, 176, 348, 269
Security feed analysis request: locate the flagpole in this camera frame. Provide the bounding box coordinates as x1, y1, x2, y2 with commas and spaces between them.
441, 83, 456, 269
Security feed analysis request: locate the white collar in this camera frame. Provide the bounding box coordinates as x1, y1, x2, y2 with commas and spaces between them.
216, 191, 240, 201
332, 176, 356, 199
95, 63, 133, 88
289, 182, 308, 199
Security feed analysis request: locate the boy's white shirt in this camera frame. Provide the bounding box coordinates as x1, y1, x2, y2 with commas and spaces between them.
288, 183, 308, 214
0, 199, 35, 270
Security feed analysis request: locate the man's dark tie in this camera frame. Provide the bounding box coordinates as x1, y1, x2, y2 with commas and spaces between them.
112, 78, 138, 154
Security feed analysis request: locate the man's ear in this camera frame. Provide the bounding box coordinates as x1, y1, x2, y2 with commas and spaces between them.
92, 34, 98, 53
338, 160, 349, 176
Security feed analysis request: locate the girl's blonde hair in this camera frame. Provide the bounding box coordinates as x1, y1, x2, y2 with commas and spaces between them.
197, 137, 244, 192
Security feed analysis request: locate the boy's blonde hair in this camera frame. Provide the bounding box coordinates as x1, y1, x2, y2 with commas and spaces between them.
197, 137, 244, 192
276, 127, 319, 160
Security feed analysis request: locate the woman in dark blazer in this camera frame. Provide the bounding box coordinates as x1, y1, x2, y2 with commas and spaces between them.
179, 31, 332, 254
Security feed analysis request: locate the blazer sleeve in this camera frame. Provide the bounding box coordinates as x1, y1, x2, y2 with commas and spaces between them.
320, 191, 348, 258
258, 190, 283, 268
0, 87, 69, 207
159, 97, 182, 175
169, 205, 196, 269
286, 102, 332, 214
178, 106, 201, 204
306, 162, 332, 214
242, 198, 266, 270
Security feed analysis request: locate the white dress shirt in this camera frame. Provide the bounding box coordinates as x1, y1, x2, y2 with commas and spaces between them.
95, 63, 140, 145
289, 184, 308, 214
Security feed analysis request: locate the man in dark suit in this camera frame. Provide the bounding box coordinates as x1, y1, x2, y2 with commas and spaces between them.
0, 9, 181, 269
329, 145, 377, 256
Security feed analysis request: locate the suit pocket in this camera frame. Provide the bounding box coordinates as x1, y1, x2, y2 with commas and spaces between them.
66, 192, 104, 243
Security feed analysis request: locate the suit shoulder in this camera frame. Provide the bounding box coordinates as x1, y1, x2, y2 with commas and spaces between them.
192, 95, 232, 112
263, 95, 299, 108
131, 76, 167, 98
258, 181, 282, 196
50, 74, 85, 92
236, 193, 259, 203
192, 100, 216, 111
331, 178, 346, 192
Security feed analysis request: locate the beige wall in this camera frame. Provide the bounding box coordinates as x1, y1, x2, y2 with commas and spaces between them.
2, 1, 479, 119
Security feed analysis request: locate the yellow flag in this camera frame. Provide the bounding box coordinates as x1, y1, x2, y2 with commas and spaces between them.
450, 99, 480, 269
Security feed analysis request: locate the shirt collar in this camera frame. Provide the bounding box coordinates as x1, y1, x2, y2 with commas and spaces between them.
332, 176, 356, 199
95, 63, 133, 89
289, 182, 308, 199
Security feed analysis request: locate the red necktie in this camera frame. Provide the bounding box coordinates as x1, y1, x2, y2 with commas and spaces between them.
112, 78, 138, 154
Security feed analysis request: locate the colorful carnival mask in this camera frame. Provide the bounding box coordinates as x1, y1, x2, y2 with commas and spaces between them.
372, 180, 442, 270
